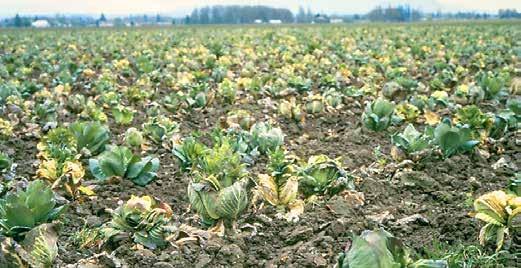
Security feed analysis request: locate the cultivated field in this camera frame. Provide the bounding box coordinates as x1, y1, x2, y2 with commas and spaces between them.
0, 22, 520, 267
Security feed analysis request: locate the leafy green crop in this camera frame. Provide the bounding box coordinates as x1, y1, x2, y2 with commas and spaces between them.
187, 138, 249, 228
362, 98, 395, 132
337, 229, 447, 268
143, 115, 179, 144
102, 195, 172, 249
298, 155, 354, 197
172, 136, 207, 172
0, 180, 65, 240
37, 127, 78, 163
431, 119, 479, 158
391, 124, 431, 155
89, 145, 160, 186
509, 174, 521, 196
473, 190, 520, 252
454, 105, 492, 137
0, 152, 12, 172
111, 105, 135, 125
70, 121, 110, 157
249, 122, 284, 155
478, 72, 507, 99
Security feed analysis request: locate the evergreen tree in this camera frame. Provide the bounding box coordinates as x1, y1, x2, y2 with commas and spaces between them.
14, 14, 22, 27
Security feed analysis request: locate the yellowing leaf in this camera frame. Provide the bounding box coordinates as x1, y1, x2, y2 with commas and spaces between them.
63, 161, 85, 183
36, 159, 58, 182
474, 191, 508, 221
78, 186, 96, 196
285, 199, 304, 222
423, 110, 440, 126
507, 196, 521, 208
479, 223, 496, 246
208, 219, 225, 237
279, 176, 299, 206
127, 195, 154, 211
431, 90, 448, 100
257, 174, 279, 206
475, 212, 503, 226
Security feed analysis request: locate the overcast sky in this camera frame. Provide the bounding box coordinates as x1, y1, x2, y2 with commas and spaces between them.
1, 0, 520, 17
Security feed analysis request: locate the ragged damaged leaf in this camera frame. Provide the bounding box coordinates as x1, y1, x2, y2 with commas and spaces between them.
0, 223, 59, 268
473, 190, 521, 252
255, 148, 304, 221
101, 195, 173, 249
256, 174, 304, 222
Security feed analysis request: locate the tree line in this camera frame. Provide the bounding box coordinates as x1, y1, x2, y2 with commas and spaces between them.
186, 5, 294, 24
498, 9, 521, 19
2, 5, 521, 28
366, 6, 422, 22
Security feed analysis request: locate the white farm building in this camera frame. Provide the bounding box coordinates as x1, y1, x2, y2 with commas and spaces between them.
32, 20, 50, 28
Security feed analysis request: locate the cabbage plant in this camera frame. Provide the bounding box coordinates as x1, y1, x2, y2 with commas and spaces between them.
187, 139, 249, 228
454, 105, 492, 136
217, 78, 237, 104
431, 119, 479, 158
489, 111, 516, 139
188, 175, 249, 228
225, 110, 255, 130
478, 72, 507, 99
0, 180, 66, 240
507, 97, 520, 116
70, 121, 110, 157
278, 98, 305, 124
111, 105, 134, 125
1, 224, 59, 268
81, 100, 108, 122
66, 94, 86, 113
391, 124, 431, 155
362, 98, 395, 132
36, 159, 85, 198
37, 127, 77, 162
124, 127, 144, 148
89, 145, 159, 186
305, 94, 324, 114
298, 155, 354, 197
37, 127, 88, 198
172, 136, 206, 172
509, 174, 521, 196
249, 122, 284, 155
473, 190, 520, 252
256, 149, 303, 221
143, 115, 179, 144
337, 229, 447, 268
395, 103, 420, 123
323, 89, 343, 109
0, 118, 13, 138
101, 195, 172, 249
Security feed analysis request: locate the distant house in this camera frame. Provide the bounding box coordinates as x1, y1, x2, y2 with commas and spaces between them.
32, 19, 50, 28
313, 14, 330, 24
330, 19, 344, 24
254, 19, 263, 24
157, 22, 172, 26
268, 19, 282, 24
